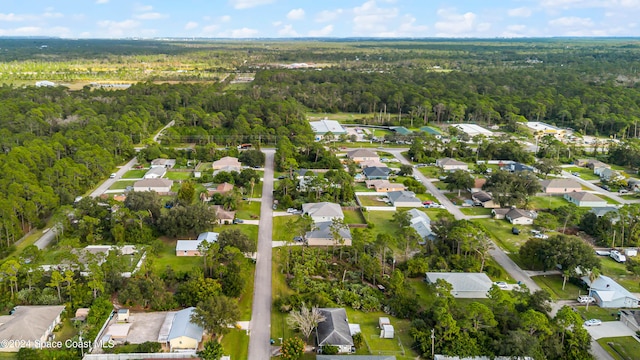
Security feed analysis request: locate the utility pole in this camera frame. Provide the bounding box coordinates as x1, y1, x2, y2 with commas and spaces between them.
431, 328, 435, 359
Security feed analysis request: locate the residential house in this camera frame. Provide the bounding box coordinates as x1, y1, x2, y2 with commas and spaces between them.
295, 168, 316, 179
564, 192, 608, 207
504, 162, 535, 173
590, 207, 620, 220
362, 166, 391, 180
198, 232, 219, 242
310, 119, 347, 141
365, 180, 406, 193
144, 167, 167, 179
200, 183, 235, 202
212, 205, 236, 225
628, 178, 640, 191
540, 179, 581, 194
316, 308, 354, 354
0, 305, 66, 352
359, 159, 387, 169
406, 208, 435, 242
599, 168, 624, 182
212, 157, 241, 172
526, 121, 566, 136
583, 159, 610, 173
492, 208, 535, 225
317, 356, 396, 360
305, 221, 352, 246
166, 307, 205, 351
176, 240, 206, 256
302, 202, 344, 223
425, 272, 493, 298
436, 158, 469, 172
347, 149, 379, 163
471, 191, 499, 208
581, 275, 640, 308
150, 158, 176, 168
387, 191, 422, 208
620, 310, 640, 333
133, 179, 173, 193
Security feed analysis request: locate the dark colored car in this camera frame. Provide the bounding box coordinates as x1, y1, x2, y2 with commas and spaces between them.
512, 227, 520, 235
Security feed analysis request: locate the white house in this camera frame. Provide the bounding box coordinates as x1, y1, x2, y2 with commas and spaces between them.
425, 272, 493, 298
144, 167, 167, 179
150, 158, 176, 168
406, 208, 435, 242
581, 275, 639, 308
302, 202, 344, 223
310, 119, 347, 141
0, 306, 66, 352
133, 178, 173, 193
491, 208, 535, 225
165, 307, 204, 352
387, 191, 422, 208
564, 192, 608, 207
436, 158, 469, 171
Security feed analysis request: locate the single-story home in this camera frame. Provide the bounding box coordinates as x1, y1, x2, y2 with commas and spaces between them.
212, 156, 241, 170
316, 308, 354, 354
362, 166, 391, 180
425, 272, 493, 298
305, 221, 352, 247
563, 192, 608, 207
302, 202, 344, 223
581, 275, 640, 308
365, 180, 406, 193
176, 240, 205, 256
150, 158, 176, 168
133, 178, 173, 193
166, 307, 204, 352
504, 162, 535, 173
200, 183, 235, 202
600, 168, 624, 182
310, 119, 347, 141
436, 158, 469, 171
212, 205, 236, 225
471, 191, 499, 208
593, 165, 612, 176
73, 308, 90, 322
359, 159, 387, 169
144, 167, 167, 179
582, 159, 610, 172
407, 208, 435, 242
492, 208, 535, 225
387, 191, 422, 208
347, 149, 379, 163
590, 207, 619, 220
0, 306, 66, 352
539, 178, 581, 194
620, 310, 640, 333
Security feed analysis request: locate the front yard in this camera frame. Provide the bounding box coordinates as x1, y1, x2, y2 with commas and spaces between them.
564, 166, 600, 181
108, 180, 136, 190
460, 207, 493, 216
531, 275, 583, 300
165, 171, 193, 180
357, 194, 390, 207
600, 257, 640, 293
528, 195, 571, 210
597, 336, 640, 360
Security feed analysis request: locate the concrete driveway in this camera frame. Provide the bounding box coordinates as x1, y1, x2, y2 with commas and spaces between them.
585, 321, 637, 340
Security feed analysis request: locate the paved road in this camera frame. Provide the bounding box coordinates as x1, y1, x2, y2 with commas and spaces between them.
153, 120, 175, 143
561, 170, 636, 204
247, 149, 275, 360
89, 157, 139, 198
388, 149, 541, 292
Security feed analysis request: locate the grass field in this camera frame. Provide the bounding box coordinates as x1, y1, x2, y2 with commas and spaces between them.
363, 210, 400, 238
344, 209, 367, 224
109, 180, 136, 190
271, 249, 295, 340
235, 200, 261, 220
153, 238, 200, 273
272, 216, 301, 243
473, 218, 533, 266
345, 308, 418, 359
565, 166, 600, 181
221, 329, 250, 360
528, 195, 570, 210
531, 275, 583, 300
576, 306, 620, 322
600, 257, 640, 293
597, 336, 640, 360
165, 171, 193, 180
122, 169, 147, 178
354, 183, 376, 192
307, 112, 374, 122
358, 194, 389, 206
431, 180, 447, 190
418, 166, 444, 178
460, 207, 493, 216
416, 192, 438, 203
238, 263, 255, 321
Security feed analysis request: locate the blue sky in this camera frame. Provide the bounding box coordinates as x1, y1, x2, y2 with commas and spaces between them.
0, 0, 639, 38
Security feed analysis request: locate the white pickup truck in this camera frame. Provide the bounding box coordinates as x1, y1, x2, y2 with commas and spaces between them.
610, 250, 627, 263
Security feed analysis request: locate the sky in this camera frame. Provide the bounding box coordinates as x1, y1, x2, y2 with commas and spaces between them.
0, 0, 639, 38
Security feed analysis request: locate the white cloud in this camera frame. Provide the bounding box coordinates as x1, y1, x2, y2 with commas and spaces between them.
184, 21, 198, 30
352, 0, 399, 35
95, 0, 109, 3
278, 24, 298, 36
201, 24, 220, 35
0, 13, 26, 22
229, 0, 274, 10
134, 4, 153, 12
508, 7, 532, 17
220, 15, 231, 22
272, 21, 282, 27
548, 16, 594, 27
134, 12, 168, 20
97, 19, 141, 37
0, 11, 63, 22
315, 9, 343, 23
308, 24, 334, 37
218, 27, 259, 37
0, 26, 71, 37
434, 8, 491, 37
287, 8, 305, 20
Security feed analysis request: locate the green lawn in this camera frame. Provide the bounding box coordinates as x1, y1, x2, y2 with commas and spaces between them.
344, 209, 366, 224
238, 263, 255, 321
363, 210, 399, 238
473, 218, 533, 266
153, 238, 200, 273
307, 112, 374, 122
272, 216, 298, 242
109, 180, 136, 190
576, 306, 620, 322
221, 329, 250, 360
122, 169, 147, 178
621, 194, 640, 200
564, 166, 600, 181
432, 180, 447, 190
416, 192, 438, 203
165, 171, 193, 180
358, 194, 390, 206
271, 249, 295, 340
53, 318, 78, 342
418, 166, 443, 179
236, 201, 261, 220
460, 207, 493, 216
528, 195, 570, 210
597, 336, 640, 360
531, 275, 583, 300
600, 257, 640, 293
226, 224, 259, 243
354, 183, 376, 192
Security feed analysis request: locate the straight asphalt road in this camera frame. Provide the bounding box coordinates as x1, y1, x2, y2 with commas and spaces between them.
247, 149, 275, 360
388, 149, 541, 292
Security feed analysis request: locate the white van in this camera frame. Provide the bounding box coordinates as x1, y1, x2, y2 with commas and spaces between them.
610, 250, 627, 263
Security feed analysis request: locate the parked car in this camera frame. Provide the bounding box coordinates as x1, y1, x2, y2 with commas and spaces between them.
287, 208, 298, 213
577, 295, 596, 304
571, 172, 580, 177
293, 236, 303, 242
233, 219, 244, 224
610, 250, 627, 263
494, 281, 508, 289
110, 173, 117, 179
584, 319, 602, 326
272, 204, 277, 210
619, 189, 629, 194
512, 227, 520, 235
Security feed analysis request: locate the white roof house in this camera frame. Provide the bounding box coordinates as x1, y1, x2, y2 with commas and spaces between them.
453, 124, 494, 137
197, 232, 219, 242
425, 272, 493, 298
144, 167, 167, 179
582, 275, 640, 308
150, 158, 176, 168
166, 307, 204, 351
212, 156, 241, 170
133, 178, 173, 193
406, 208, 435, 241
0, 306, 66, 351
564, 192, 608, 207
302, 202, 344, 223
525, 121, 565, 135
310, 119, 347, 136
176, 240, 205, 252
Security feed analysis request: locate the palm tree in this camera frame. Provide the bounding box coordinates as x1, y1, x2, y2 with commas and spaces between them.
586, 268, 601, 310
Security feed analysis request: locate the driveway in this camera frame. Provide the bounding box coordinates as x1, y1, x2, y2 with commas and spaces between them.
585, 321, 637, 340
388, 149, 541, 292
247, 149, 275, 360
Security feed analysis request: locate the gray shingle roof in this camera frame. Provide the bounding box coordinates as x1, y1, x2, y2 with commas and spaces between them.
387, 191, 421, 205
316, 308, 353, 347
306, 221, 352, 241
347, 149, 379, 159
0, 306, 66, 343
566, 192, 604, 202
302, 202, 344, 219
362, 166, 391, 178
